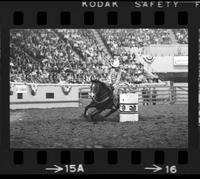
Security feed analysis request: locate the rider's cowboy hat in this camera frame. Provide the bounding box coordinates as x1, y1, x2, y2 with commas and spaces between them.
111, 58, 120, 68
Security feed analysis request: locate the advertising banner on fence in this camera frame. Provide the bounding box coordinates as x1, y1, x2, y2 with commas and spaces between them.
173, 56, 188, 66
15, 85, 28, 93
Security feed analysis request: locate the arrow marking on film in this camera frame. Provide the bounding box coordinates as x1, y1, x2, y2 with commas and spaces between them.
45, 165, 63, 173
144, 164, 162, 173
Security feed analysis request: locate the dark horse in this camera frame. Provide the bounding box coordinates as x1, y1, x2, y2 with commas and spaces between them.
84, 79, 119, 120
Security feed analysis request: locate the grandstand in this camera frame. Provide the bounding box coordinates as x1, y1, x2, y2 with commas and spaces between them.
10, 29, 188, 85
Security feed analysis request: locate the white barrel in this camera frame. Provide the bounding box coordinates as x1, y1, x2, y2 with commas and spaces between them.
119, 93, 139, 122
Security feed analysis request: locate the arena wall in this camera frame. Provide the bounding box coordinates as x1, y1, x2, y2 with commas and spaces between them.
143, 44, 188, 56
10, 83, 89, 110
143, 56, 188, 73
10, 82, 188, 110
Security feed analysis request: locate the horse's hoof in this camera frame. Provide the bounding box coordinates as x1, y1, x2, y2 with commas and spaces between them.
89, 115, 93, 121
82, 114, 88, 119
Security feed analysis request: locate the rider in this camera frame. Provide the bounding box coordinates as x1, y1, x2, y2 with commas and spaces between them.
104, 57, 122, 106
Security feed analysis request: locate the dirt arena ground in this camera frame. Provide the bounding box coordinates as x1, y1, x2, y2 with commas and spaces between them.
10, 100, 188, 148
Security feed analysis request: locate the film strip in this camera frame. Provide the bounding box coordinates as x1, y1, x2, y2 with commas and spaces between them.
0, 0, 199, 175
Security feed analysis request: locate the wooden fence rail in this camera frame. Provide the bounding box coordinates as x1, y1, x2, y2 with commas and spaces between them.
79, 83, 188, 105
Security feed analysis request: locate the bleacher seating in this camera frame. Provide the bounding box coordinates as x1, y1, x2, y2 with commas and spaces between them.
10, 29, 187, 84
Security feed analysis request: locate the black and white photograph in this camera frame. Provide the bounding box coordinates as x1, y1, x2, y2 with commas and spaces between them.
10, 29, 188, 148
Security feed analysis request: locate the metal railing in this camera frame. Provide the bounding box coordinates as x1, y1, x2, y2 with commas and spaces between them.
79, 83, 188, 105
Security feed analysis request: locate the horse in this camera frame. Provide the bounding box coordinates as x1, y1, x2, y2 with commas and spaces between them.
84, 79, 119, 120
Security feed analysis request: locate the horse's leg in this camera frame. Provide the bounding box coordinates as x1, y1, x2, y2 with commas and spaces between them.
84, 103, 95, 117
103, 101, 119, 118
103, 97, 120, 118
103, 106, 118, 118
90, 108, 104, 120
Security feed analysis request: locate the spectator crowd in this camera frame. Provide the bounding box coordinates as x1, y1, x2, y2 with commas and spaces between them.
10, 29, 188, 84
172, 29, 188, 44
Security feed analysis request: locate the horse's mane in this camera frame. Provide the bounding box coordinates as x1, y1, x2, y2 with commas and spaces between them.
93, 79, 109, 91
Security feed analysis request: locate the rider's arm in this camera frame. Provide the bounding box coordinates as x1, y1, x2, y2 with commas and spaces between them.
115, 70, 122, 84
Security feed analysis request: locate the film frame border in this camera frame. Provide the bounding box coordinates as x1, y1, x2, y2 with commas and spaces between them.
0, 1, 198, 174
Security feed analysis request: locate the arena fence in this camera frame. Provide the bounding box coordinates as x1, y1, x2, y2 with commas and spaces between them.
10, 82, 188, 110
10, 82, 89, 109
173, 83, 188, 104
79, 82, 188, 105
